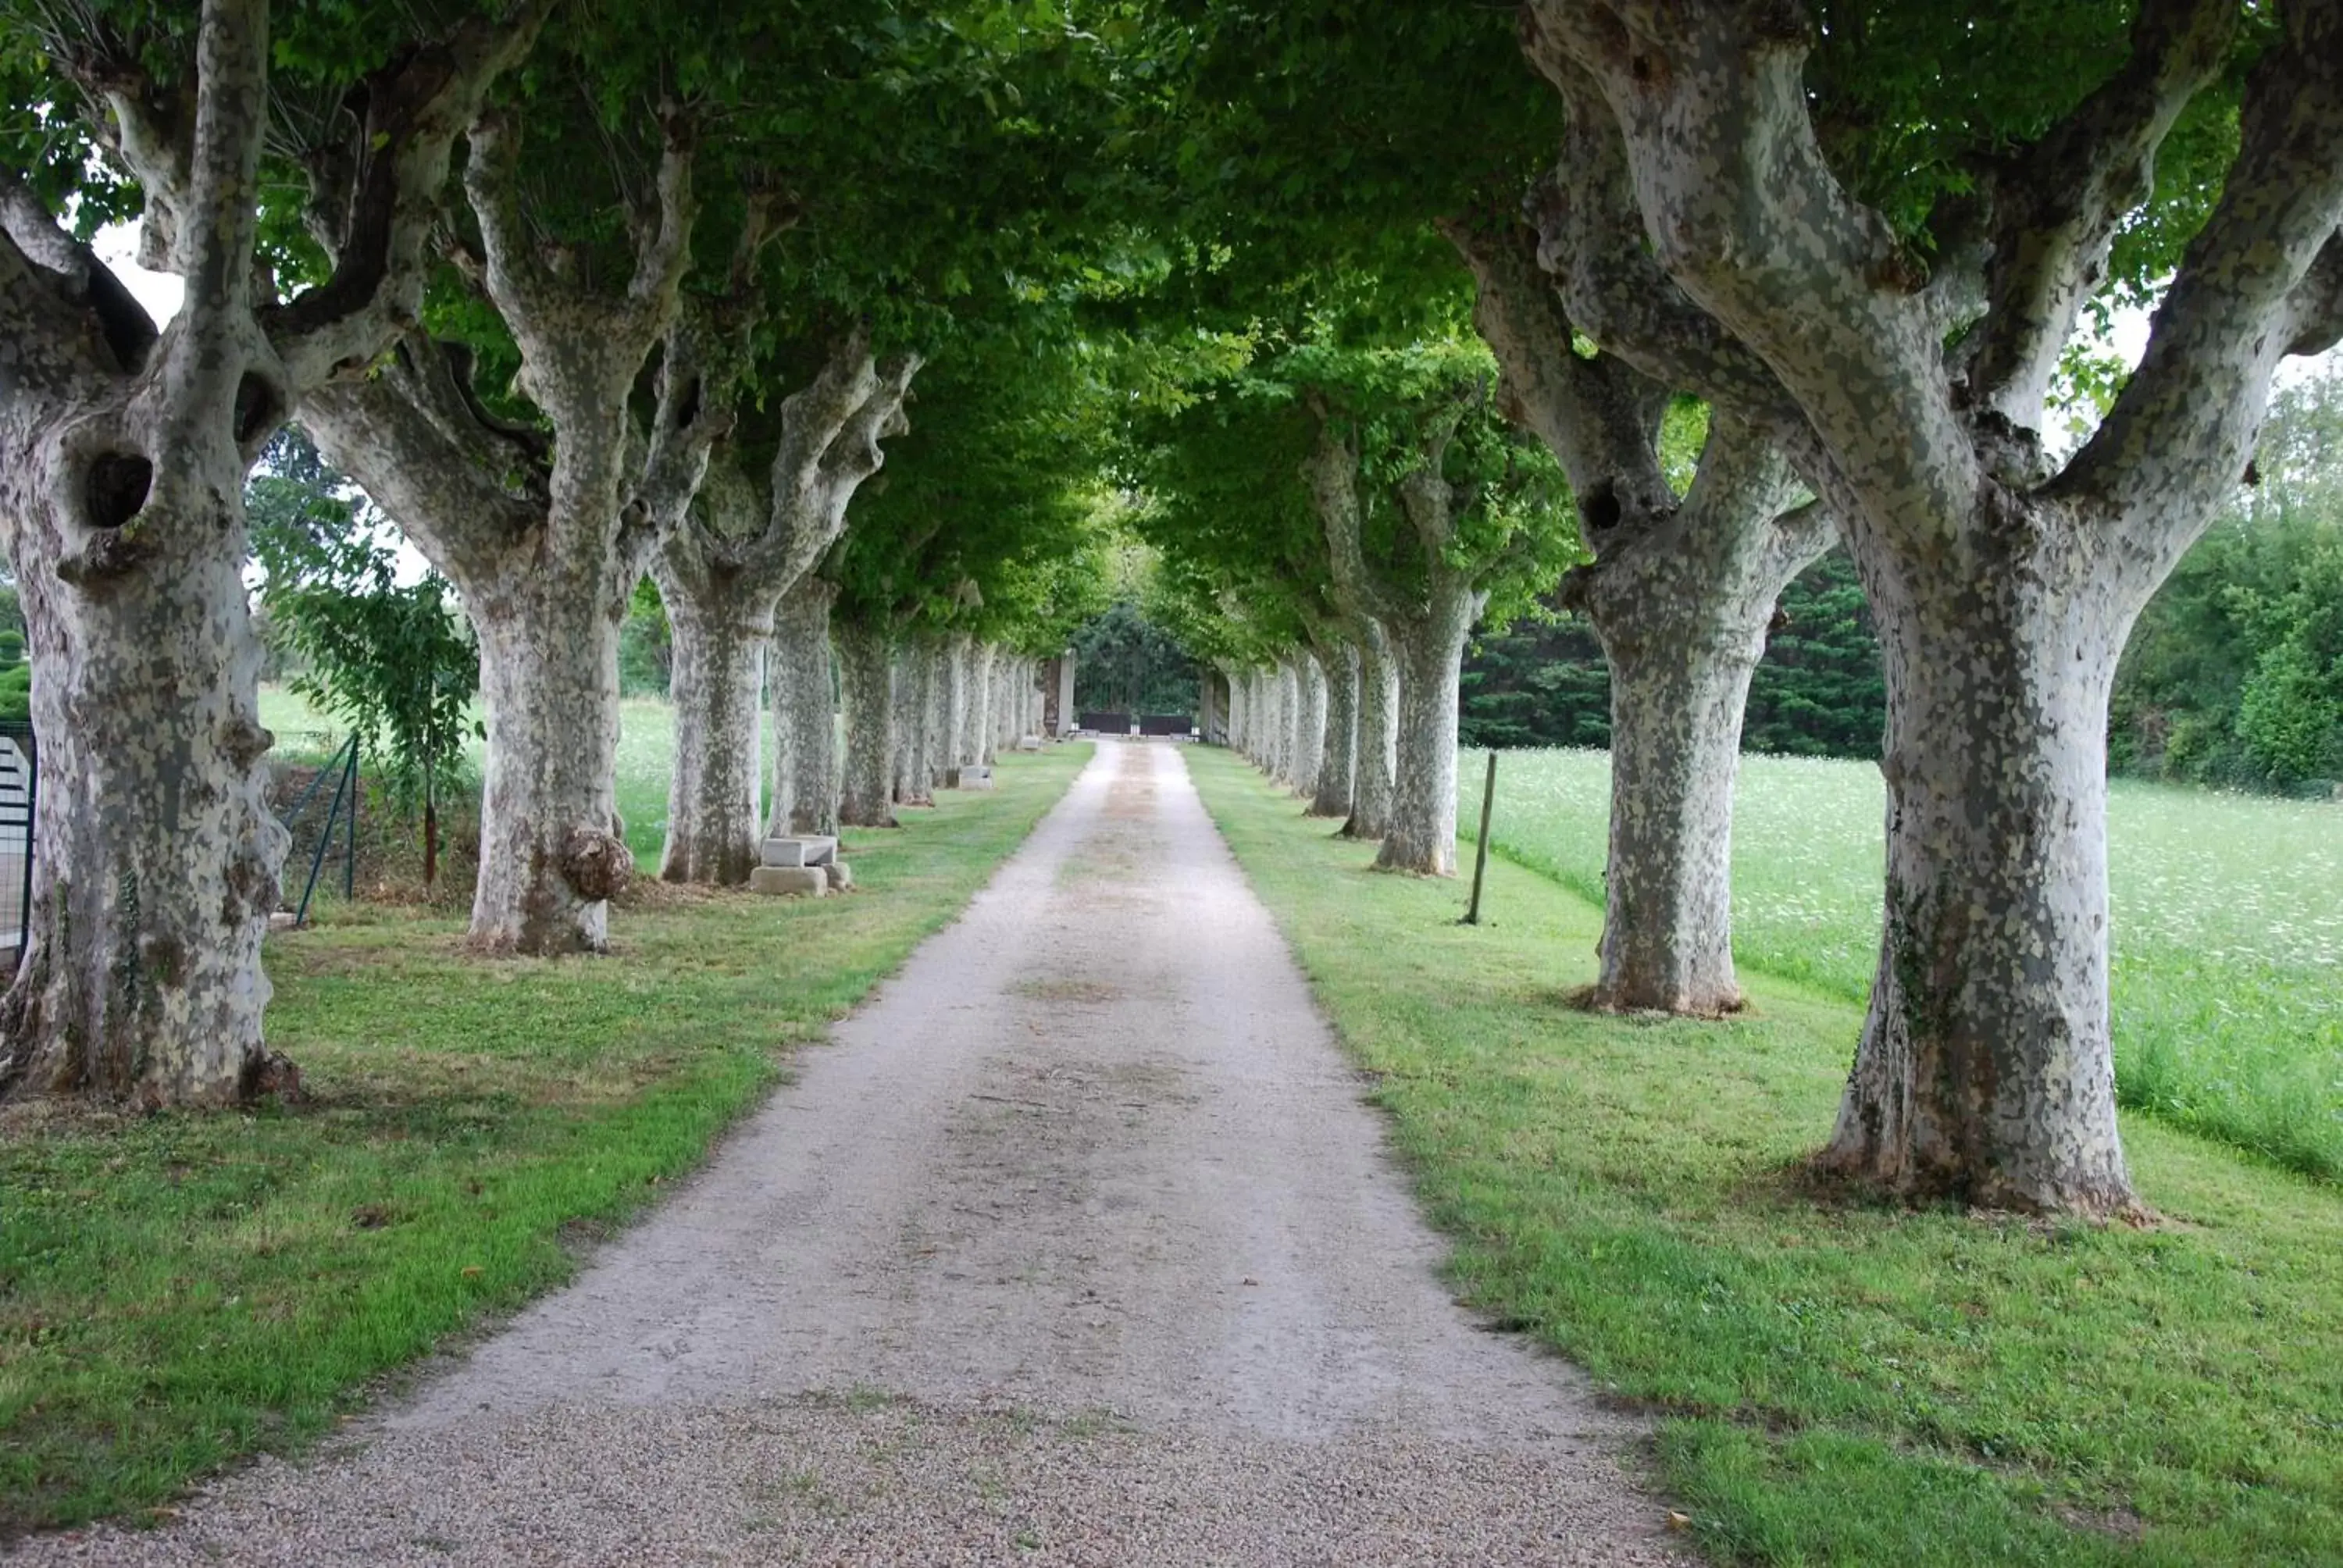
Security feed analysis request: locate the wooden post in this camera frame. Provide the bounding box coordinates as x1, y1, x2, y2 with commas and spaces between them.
1463, 750, 1496, 926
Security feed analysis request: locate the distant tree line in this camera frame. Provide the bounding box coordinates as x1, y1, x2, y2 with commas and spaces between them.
1460, 549, 1888, 761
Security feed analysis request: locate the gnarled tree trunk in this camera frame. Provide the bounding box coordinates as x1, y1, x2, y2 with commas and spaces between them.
0, 365, 287, 1106
770, 580, 838, 836
1347, 629, 1399, 840
654, 578, 769, 886
469, 566, 634, 950
1291, 654, 1328, 800
1378, 590, 1477, 876
836, 618, 896, 828
968, 642, 997, 767
1309, 638, 1360, 819
1817, 552, 2137, 1212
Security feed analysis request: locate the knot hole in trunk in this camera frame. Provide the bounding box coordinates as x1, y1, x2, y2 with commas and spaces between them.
84, 451, 154, 530
234, 372, 286, 449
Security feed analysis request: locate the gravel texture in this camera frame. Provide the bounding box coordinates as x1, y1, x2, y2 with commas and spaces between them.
14, 742, 1689, 1566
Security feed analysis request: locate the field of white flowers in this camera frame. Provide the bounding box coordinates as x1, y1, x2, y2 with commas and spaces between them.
1465, 747, 2343, 1181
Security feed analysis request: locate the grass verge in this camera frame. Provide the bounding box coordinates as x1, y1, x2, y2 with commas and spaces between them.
1191, 746, 2343, 1568
0, 743, 1090, 1537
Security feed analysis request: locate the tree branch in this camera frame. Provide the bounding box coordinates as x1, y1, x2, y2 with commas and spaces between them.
1521, 0, 1978, 541
177, 0, 270, 340
0, 172, 156, 373
1437, 208, 1673, 525
1963, 0, 2238, 429
2053, 1, 2343, 583
266, 0, 555, 390
1301, 403, 1405, 630
299, 333, 547, 587
626, 105, 698, 323
459, 108, 558, 326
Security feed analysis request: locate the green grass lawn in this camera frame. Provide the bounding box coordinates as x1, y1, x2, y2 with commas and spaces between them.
1458, 747, 2343, 1183
0, 743, 1090, 1536
256, 686, 740, 870
1194, 747, 2343, 1568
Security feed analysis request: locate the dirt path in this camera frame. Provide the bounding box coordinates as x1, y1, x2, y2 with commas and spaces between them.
18, 743, 1686, 1566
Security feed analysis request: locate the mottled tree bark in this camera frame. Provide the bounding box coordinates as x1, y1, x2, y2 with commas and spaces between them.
1346, 626, 1399, 841
308, 104, 702, 951
1526, 0, 2343, 1210
1291, 654, 1328, 800
892, 639, 937, 807
1307, 411, 1495, 876
0, 0, 540, 1100
655, 590, 767, 885
1308, 637, 1359, 819
967, 642, 997, 768
651, 337, 915, 882
770, 580, 839, 837
836, 618, 897, 828
940, 633, 972, 778
1450, 215, 1831, 1011
1378, 592, 1477, 877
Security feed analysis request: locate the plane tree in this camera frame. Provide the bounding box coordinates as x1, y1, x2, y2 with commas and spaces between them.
0, 0, 545, 1104
1520, 0, 2343, 1213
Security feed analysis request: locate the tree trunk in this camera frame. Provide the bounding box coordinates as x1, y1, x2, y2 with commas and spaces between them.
469, 572, 633, 952
1310, 640, 1359, 818
1346, 626, 1400, 842
1817, 570, 2137, 1215
769, 581, 838, 837
1292, 654, 1328, 800
656, 585, 770, 886
836, 619, 897, 829
0, 426, 289, 1107
892, 640, 936, 807
941, 633, 971, 777
1378, 595, 1475, 877
968, 643, 997, 767
1585, 608, 1768, 1013
925, 638, 953, 786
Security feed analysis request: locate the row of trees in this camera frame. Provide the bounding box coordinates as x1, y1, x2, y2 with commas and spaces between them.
0, 0, 1125, 1106
1125, 0, 2342, 1219
5, 0, 2338, 1224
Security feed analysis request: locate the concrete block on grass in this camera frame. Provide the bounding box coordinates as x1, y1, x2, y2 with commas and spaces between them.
761, 835, 837, 868
750, 865, 829, 897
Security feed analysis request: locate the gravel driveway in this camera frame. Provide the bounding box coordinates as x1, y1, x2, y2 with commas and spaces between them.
14, 741, 1688, 1566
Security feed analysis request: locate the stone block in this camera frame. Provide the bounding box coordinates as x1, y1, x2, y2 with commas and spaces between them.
946, 764, 993, 789
761, 835, 837, 868
823, 860, 853, 891
267, 911, 299, 932
750, 865, 829, 897
1015, 736, 1042, 752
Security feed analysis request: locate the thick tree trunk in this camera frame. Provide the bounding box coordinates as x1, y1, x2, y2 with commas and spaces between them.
892, 640, 936, 807
1378, 595, 1475, 877
470, 572, 633, 952
836, 620, 897, 829
656, 586, 770, 886
1817, 572, 2138, 1215
0, 428, 288, 1106
968, 642, 997, 767
1346, 627, 1400, 841
1585, 611, 1767, 1013
941, 633, 971, 777
1290, 654, 1327, 800
925, 639, 953, 786
1310, 640, 1359, 818
769, 581, 838, 837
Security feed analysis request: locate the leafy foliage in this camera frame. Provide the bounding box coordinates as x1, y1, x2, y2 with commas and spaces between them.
2113, 370, 2343, 794
248, 431, 480, 823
